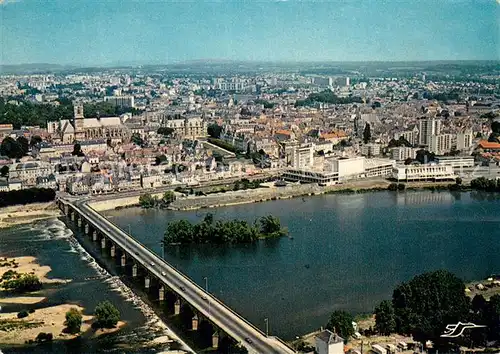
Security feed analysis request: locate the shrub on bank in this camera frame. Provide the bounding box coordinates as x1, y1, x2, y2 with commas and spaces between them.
1, 274, 42, 293
65, 308, 83, 334
17, 311, 29, 319
35, 332, 53, 343
94, 301, 120, 329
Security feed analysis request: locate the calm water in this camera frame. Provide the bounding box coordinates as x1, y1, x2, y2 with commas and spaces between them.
107, 191, 500, 340
0, 218, 170, 353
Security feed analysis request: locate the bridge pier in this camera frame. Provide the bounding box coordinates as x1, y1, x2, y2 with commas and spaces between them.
191, 314, 198, 331
92, 231, 98, 242
158, 286, 165, 301
132, 264, 138, 277
212, 331, 219, 349
110, 244, 115, 258
144, 276, 150, 289
101, 237, 106, 250
84, 223, 89, 235
174, 299, 181, 315
77, 217, 82, 228
64, 205, 69, 215
71, 212, 75, 221
121, 254, 126, 267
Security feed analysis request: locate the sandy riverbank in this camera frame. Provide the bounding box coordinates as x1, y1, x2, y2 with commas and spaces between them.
0, 256, 127, 345
0, 202, 61, 229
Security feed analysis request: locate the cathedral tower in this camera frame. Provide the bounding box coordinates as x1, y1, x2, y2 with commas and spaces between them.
73, 104, 85, 141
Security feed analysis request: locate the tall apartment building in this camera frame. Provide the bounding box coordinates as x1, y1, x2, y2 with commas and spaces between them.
429, 134, 452, 155
104, 96, 135, 108
335, 77, 350, 87
290, 143, 315, 169
390, 147, 417, 161
456, 131, 474, 151
418, 118, 441, 146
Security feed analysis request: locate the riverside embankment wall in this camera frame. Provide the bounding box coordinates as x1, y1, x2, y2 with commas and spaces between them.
88, 192, 165, 211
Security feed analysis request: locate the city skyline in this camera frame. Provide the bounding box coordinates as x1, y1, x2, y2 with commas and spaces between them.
0, 0, 499, 66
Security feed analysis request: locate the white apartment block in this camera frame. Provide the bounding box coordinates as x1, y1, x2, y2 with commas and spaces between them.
429, 134, 452, 155
360, 143, 381, 157
290, 143, 315, 169
104, 95, 135, 108
390, 147, 418, 161
419, 118, 441, 145
392, 164, 456, 182
456, 131, 474, 151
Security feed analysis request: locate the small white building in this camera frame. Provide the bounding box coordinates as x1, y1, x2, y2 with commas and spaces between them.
315, 330, 344, 354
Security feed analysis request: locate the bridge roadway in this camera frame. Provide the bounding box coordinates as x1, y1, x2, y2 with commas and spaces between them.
65, 198, 295, 354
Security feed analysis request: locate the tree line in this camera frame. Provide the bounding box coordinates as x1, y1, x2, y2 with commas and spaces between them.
0, 188, 56, 208
163, 213, 287, 245
0, 97, 138, 129
295, 90, 364, 107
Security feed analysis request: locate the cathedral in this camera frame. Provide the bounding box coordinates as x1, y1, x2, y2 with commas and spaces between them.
47, 104, 130, 143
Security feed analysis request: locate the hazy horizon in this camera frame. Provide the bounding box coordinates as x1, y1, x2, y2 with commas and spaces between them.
1, 0, 499, 66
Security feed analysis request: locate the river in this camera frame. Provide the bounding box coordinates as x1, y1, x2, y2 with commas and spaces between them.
0, 218, 173, 353
106, 190, 500, 340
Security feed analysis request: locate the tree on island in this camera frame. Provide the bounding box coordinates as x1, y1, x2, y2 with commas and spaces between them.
259, 215, 287, 237
363, 123, 371, 144
392, 270, 470, 345
326, 310, 354, 342
375, 300, 396, 335
65, 308, 83, 334
94, 301, 120, 329
163, 214, 286, 245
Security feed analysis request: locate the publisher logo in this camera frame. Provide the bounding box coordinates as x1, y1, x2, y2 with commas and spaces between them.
440, 322, 487, 338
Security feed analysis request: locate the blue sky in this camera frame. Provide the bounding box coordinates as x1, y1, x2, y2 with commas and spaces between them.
1, 0, 499, 65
